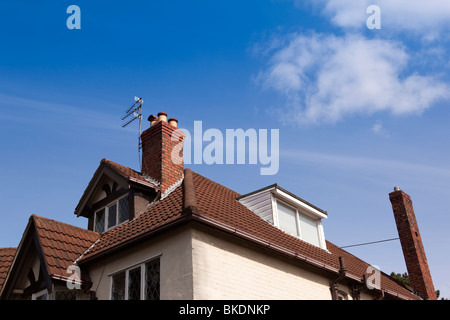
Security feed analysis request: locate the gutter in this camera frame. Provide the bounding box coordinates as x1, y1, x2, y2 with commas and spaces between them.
76, 213, 192, 265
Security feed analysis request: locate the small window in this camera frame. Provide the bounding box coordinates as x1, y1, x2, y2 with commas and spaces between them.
145, 259, 160, 300
118, 197, 129, 224
94, 208, 105, 233
94, 196, 129, 233
128, 267, 141, 300
110, 257, 160, 300
275, 199, 321, 248
107, 203, 117, 229
32, 289, 48, 300
54, 289, 77, 300
298, 213, 320, 247
338, 291, 348, 300
112, 271, 126, 300
277, 202, 299, 236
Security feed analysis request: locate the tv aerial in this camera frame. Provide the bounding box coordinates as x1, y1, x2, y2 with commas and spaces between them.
121, 96, 143, 168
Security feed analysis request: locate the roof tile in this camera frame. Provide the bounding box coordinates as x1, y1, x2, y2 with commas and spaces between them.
32, 215, 100, 279
0, 248, 16, 291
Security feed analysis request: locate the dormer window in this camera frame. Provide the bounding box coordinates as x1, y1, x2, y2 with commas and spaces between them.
275, 199, 321, 247
237, 184, 328, 250
94, 196, 129, 233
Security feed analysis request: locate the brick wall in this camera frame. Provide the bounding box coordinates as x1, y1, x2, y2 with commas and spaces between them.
141, 115, 185, 195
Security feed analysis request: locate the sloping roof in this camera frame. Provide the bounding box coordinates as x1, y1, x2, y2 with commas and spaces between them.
79, 176, 184, 259
77, 163, 419, 300
74, 159, 159, 217
0, 248, 16, 291
31, 215, 100, 281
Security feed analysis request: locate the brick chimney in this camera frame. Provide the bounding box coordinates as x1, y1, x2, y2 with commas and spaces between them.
141, 112, 185, 196
389, 186, 437, 300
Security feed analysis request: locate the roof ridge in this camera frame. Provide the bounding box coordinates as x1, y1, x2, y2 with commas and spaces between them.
31, 214, 100, 236
102, 158, 141, 177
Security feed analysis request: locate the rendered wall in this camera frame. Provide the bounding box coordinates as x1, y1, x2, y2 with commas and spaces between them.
87, 226, 194, 300
191, 227, 335, 300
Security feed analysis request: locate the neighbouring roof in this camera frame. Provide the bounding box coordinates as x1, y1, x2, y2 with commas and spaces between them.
75, 160, 419, 300
31, 215, 100, 282
0, 248, 16, 291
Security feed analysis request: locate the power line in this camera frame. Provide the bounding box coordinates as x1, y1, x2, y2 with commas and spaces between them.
340, 237, 400, 249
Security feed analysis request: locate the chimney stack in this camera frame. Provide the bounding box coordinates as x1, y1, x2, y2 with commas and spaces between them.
141, 112, 185, 196
389, 187, 437, 300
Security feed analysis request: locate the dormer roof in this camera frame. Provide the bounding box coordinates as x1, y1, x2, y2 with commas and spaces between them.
74, 159, 159, 218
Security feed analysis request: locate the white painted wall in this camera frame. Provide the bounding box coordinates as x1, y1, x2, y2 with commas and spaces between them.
87, 226, 194, 300
87, 224, 377, 300
192, 228, 334, 300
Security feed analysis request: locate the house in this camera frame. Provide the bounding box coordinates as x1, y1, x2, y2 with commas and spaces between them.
0, 112, 436, 300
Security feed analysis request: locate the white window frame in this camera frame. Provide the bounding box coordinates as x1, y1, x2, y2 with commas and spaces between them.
94, 195, 129, 233
32, 289, 48, 300
338, 290, 349, 300
109, 255, 161, 300
273, 197, 326, 249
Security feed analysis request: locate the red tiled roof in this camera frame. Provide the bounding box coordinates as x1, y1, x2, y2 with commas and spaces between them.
31, 215, 100, 281
81, 179, 184, 259
191, 170, 418, 300
102, 159, 156, 186
0, 248, 16, 291
77, 164, 419, 300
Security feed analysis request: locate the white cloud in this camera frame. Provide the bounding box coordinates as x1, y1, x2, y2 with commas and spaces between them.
371, 120, 389, 138
315, 0, 450, 40
257, 33, 450, 125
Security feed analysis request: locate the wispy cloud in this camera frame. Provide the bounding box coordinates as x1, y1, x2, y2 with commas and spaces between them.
256, 33, 450, 126
371, 120, 389, 138
309, 0, 450, 40
0, 92, 127, 132
282, 149, 450, 186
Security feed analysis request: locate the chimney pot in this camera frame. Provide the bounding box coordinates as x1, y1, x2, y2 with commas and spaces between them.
157, 112, 168, 122
148, 115, 158, 127
168, 118, 178, 128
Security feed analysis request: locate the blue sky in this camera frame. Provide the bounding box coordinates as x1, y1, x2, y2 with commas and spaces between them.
1, 1, 449, 298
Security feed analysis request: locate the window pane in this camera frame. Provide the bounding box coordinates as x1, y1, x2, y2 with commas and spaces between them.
112, 272, 125, 300
94, 209, 105, 233
298, 213, 320, 247
145, 259, 160, 300
277, 202, 299, 236
128, 267, 141, 300
55, 290, 77, 300
35, 292, 47, 300
108, 203, 117, 229
118, 197, 129, 224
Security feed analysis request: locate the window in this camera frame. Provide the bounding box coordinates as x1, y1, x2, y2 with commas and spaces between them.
338, 291, 348, 300
94, 208, 105, 233
54, 289, 77, 300
111, 258, 160, 300
275, 199, 321, 247
32, 289, 48, 300
94, 196, 129, 233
